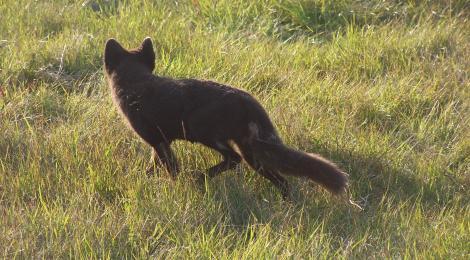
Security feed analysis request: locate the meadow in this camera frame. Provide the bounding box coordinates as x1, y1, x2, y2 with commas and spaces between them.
0, 0, 468, 258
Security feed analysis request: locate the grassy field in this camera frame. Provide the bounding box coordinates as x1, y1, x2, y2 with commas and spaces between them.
1, 0, 469, 258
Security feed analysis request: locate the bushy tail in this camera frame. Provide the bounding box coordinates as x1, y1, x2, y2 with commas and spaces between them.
251, 139, 348, 194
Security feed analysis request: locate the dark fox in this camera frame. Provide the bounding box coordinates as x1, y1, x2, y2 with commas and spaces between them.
104, 37, 348, 199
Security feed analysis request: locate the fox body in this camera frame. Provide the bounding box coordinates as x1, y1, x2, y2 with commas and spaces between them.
104, 37, 348, 199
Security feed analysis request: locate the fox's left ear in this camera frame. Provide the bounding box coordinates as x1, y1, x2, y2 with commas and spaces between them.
104, 38, 126, 70
139, 37, 155, 71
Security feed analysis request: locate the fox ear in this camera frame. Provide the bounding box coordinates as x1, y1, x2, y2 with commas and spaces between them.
139, 37, 155, 71
104, 38, 126, 70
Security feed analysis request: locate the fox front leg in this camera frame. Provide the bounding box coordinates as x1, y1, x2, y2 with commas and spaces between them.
146, 142, 180, 178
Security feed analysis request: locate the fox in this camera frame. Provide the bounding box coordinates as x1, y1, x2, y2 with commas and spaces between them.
104, 37, 348, 200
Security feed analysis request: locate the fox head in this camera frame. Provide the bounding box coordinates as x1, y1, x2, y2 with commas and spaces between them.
104, 37, 155, 75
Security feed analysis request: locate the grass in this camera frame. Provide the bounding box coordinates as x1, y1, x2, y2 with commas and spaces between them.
0, 0, 469, 258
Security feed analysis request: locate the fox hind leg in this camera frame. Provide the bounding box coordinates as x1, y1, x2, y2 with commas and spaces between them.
207, 149, 241, 178
239, 145, 290, 200
197, 141, 242, 185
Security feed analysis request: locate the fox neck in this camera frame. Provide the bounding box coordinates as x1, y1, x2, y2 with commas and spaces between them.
106, 66, 155, 87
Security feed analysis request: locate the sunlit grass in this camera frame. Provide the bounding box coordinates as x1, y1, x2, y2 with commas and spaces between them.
0, 0, 468, 258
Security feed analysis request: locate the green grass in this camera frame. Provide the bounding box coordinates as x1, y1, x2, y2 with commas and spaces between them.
1, 0, 469, 258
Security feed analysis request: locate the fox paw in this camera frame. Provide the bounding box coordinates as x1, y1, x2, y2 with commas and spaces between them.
145, 165, 157, 176
191, 171, 207, 190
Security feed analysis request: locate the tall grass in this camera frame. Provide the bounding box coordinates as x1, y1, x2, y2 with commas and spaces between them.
0, 0, 468, 258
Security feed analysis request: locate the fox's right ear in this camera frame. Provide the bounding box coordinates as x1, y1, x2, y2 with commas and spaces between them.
138, 37, 156, 71
104, 38, 126, 69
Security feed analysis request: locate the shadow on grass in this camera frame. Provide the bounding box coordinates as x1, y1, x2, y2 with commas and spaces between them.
326, 146, 463, 208
199, 140, 463, 231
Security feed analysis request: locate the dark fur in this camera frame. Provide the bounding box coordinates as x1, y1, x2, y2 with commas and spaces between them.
104, 37, 348, 199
